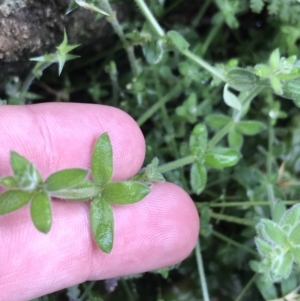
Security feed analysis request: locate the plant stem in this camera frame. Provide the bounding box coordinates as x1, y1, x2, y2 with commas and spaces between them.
133, 0, 165, 37
182, 49, 226, 82
206, 86, 264, 149
134, 0, 226, 82
207, 121, 235, 149
20, 62, 53, 103
137, 84, 182, 126
121, 279, 135, 301
196, 200, 298, 209
200, 18, 223, 56
79, 282, 96, 301
212, 230, 258, 257
234, 274, 258, 301
266, 125, 276, 219
152, 67, 189, 190
101, 0, 139, 77
192, 0, 212, 28
156, 155, 195, 173
210, 211, 256, 227
233, 86, 264, 121
195, 239, 210, 301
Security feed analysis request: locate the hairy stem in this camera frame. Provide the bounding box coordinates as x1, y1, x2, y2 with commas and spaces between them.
210, 211, 255, 227
212, 230, 258, 257
196, 239, 211, 301
156, 155, 196, 173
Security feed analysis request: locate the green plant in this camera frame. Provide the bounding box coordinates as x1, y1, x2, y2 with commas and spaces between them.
0, 132, 163, 253
3, 0, 300, 300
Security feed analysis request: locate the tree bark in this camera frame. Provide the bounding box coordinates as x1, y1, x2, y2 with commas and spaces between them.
0, 0, 119, 80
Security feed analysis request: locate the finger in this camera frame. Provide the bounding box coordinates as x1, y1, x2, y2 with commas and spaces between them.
0, 103, 146, 181
0, 182, 199, 301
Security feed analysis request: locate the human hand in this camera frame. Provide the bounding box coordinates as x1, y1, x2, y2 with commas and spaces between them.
0, 103, 199, 301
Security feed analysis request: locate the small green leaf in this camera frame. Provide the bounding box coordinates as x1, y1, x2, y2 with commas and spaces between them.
49, 181, 99, 201
10, 151, 42, 190
273, 200, 286, 223
255, 237, 273, 256
92, 133, 113, 185
189, 124, 207, 156
0, 176, 19, 188
190, 162, 207, 195
143, 39, 166, 65
269, 48, 280, 72
200, 206, 212, 237
205, 147, 241, 168
254, 274, 277, 300
0, 190, 33, 215
228, 129, 244, 150
226, 67, 259, 91
255, 64, 272, 77
30, 192, 52, 233
288, 222, 300, 246
56, 30, 80, 75
10, 151, 30, 175
272, 251, 293, 281
270, 76, 283, 95
280, 203, 300, 233
91, 196, 114, 253
102, 181, 150, 204
167, 30, 190, 52
256, 219, 288, 247
205, 114, 232, 130
282, 78, 300, 105
45, 168, 88, 192
132, 157, 165, 183
235, 120, 266, 136
223, 84, 241, 111
291, 246, 300, 265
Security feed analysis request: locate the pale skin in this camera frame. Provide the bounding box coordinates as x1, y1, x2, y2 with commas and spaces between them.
0, 103, 200, 301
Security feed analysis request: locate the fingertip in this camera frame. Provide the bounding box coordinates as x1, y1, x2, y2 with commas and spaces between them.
89, 182, 200, 279
0, 103, 146, 180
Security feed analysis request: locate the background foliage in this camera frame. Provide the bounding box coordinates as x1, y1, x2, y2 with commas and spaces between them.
2, 0, 300, 300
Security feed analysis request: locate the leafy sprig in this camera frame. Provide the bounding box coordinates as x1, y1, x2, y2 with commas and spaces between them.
0, 133, 161, 253
251, 203, 300, 282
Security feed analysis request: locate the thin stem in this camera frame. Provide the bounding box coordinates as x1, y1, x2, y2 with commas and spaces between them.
137, 85, 182, 126
212, 230, 258, 257
79, 282, 96, 301
121, 279, 135, 301
156, 155, 195, 173
267, 125, 276, 219
182, 49, 226, 82
20, 62, 53, 103
232, 86, 264, 121
101, 0, 139, 77
210, 211, 256, 227
196, 200, 298, 209
153, 67, 189, 190
192, 0, 212, 28
134, 0, 226, 82
267, 125, 274, 177
162, 0, 185, 16
233, 274, 258, 301
196, 239, 210, 301
207, 86, 264, 149
207, 121, 234, 149
200, 19, 223, 56
133, 0, 165, 37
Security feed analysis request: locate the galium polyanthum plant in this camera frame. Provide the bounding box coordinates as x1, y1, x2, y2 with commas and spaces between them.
0, 132, 164, 253
5, 0, 300, 299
